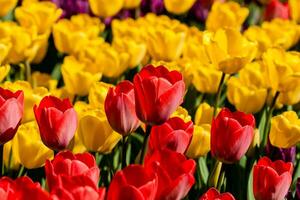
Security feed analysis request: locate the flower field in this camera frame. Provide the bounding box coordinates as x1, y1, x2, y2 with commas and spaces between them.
0, 0, 300, 199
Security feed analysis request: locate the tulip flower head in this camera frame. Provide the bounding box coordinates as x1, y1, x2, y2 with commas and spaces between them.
199, 188, 235, 200
105, 80, 140, 136
253, 157, 293, 200
211, 108, 255, 163
264, 0, 290, 21
0, 87, 24, 144
34, 96, 77, 150
133, 65, 185, 125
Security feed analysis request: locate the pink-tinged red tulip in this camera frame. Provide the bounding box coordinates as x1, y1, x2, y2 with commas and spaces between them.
0, 87, 24, 144
253, 157, 293, 200
0, 176, 50, 200
51, 176, 106, 200
145, 149, 196, 200
199, 188, 235, 200
105, 80, 140, 136
211, 108, 255, 163
133, 65, 185, 125
34, 96, 77, 150
264, 0, 290, 21
45, 151, 100, 192
148, 117, 193, 155
107, 164, 158, 200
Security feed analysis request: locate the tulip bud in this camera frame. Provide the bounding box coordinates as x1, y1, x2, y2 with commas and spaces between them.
265, 140, 296, 163
253, 157, 293, 200
133, 65, 185, 125
199, 188, 235, 200
105, 81, 140, 136
264, 0, 290, 21
211, 108, 255, 163
0, 87, 24, 144
34, 96, 77, 150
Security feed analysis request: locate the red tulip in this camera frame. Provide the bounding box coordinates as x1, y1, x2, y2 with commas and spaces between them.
0, 176, 50, 200
211, 108, 255, 163
107, 164, 158, 200
0, 87, 24, 144
148, 117, 193, 155
45, 151, 100, 192
133, 65, 185, 125
51, 176, 106, 200
264, 0, 290, 21
34, 95, 77, 150
199, 188, 235, 200
145, 149, 196, 200
105, 80, 140, 136
253, 156, 293, 200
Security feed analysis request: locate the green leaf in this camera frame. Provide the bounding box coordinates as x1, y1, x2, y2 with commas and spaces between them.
51, 63, 62, 81
198, 157, 209, 185
258, 108, 267, 143
247, 162, 255, 200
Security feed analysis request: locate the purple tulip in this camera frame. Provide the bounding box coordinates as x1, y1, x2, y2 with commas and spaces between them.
51, 0, 90, 18
265, 141, 296, 163
296, 178, 300, 200
104, 9, 134, 27
141, 0, 165, 15
190, 0, 210, 22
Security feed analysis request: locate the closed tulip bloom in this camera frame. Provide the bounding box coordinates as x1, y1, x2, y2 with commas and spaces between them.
51, 176, 106, 200
171, 106, 192, 123
45, 151, 100, 192
75, 102, 121, 153
51, 0, 90, 18
0, 176, 51, 199
105, 81, 140, 136
107, 165, 158, 200
265, 141, 296, 163
253, 157, 293, 200
211, 108, 255, 163
148, 117, 193, 154
0, 0, 17, 17
0, 41, 11, 65
195, 103, 218, 125
145, 149, 196, 200
89, 0, 124, 17
89, 82, 114, 108
289, 0, 300, 23
186, 124, 211, 158
269, 111, 300, 148
133, 65, 185, 125
14, 121, 54, 169
0, 87, 24, 144
199, 188, 235, 200
34, 96, 77, 150
264, 0, 290, 21
164, 0, 197, 15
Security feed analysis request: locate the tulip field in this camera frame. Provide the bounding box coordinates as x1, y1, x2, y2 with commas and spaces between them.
1, 0, 300, 199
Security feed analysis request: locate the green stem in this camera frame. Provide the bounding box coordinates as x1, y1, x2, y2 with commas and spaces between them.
121, 136, 128, 168
261, 91, 280, 151
213, 73, 226, 117
17, 165, 25, 177
25, 61, 32, 85
139, 126, 151, 165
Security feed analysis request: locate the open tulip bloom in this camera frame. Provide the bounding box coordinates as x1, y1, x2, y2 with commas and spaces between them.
1, 1, 300, 199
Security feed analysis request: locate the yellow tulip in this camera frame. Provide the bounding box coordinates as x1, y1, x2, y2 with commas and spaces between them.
262, 48, 300, 93
61, 56, 102, 96
186, 124, 210, 158
51, 87, 75, 102
227, 62, 268, 113
206, 1, 249, 31
146, 26, 186, 61
13, 121, 54, 169
278, 87, 300, 105
0, 65, 10, 82
2, 81, 49, 122
171, 106, 192, 123
269, 111, 300, 148
31, 71, 56, 90
0, 0, 17, 17
204, 28, 257, 74
112, 18, 144, 43
88, 82, 114, 108
75, 102, 122, 153
289, 0, 300, 23
124, 0, 141, 9
244, 26, 272, 58
89, 0, 124, 17
15, 2, 62, 34
112, 37, 146, 68
3, 140, 20, 170
261, 19, 300, 50
52, 14, 104, 54
195, 102, 219, 125
0, 40, 12, 64
164, 0, 197, 15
